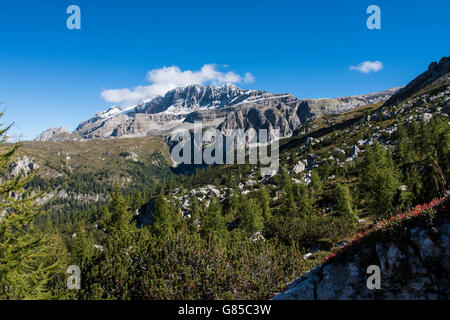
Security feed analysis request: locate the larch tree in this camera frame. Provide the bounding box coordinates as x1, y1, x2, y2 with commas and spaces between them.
0, 114, 69, 299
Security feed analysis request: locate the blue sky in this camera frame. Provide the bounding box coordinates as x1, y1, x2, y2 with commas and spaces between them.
0, 0, 449, 140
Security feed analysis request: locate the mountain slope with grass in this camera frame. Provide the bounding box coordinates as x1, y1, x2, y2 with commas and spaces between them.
1, 137, 174, 228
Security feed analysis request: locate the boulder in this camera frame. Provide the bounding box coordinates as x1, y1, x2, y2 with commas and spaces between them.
291, 160, 306, 174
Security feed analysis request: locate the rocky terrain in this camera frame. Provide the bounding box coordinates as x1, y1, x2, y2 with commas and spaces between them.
273, 200, 449, 300
9, 155, 40, 177
22, 57, 449, 217
384, 56, 450, 107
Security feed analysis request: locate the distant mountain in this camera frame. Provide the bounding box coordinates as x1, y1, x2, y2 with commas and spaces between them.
36, 84, 400, 142
34, 126, 70, 142
217, 87, 400, 139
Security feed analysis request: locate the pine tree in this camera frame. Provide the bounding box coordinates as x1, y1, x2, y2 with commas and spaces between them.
285, 190, 297, 216
296, 181, 316, 217
151, 194, 177, 236
359, 142, 402, 217
240, 198, 264, 236
189, 196, 201, 231
257, 186, 271, 221
335, 183, 358, 225
406, 166, 423, 202
280, 167, 293, 196
0, 116, 68, 299
418, 118, 432, 160
310, 170, 323, 195
108, 183, 133, 233
396, 123, 408, 159
201, 198, 227, 242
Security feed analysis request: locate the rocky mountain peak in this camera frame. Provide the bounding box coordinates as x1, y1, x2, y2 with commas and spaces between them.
94, 106, 123, 119
34, 126, 70, 142
139, 83, 257, 115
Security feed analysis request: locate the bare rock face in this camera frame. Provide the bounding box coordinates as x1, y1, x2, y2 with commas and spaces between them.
291, 160, 306, 174
216, 88, 400, 140
9, 155, 39, 177
34, 126, 70, 142
218, 95, 303, 139
37, 56, 450, 143
273, 214, 450, 300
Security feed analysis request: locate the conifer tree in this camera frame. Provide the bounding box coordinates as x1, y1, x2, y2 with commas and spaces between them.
108, 183, 133, 233
240, 198, 264, 236
257, 186, 271, 221
396, 123, 408, 159
335, 182, 358, 225
0, 115, 68, 299
286, 190, 297, 216
297, 181, 316, 217
151, 193, 177, 236
201, 198, 227, 242
280, 167, 293, 196
310, 170, 323, 195
189, 195, 201, 230
359, 142, 401, 216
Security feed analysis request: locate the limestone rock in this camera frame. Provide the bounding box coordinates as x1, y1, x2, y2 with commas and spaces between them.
273, 215, 450, 300
291, 160, 306, 174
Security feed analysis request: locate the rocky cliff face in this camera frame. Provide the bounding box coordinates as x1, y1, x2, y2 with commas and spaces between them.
217, 88, 400, 139
273, 206, 450, 300
217, 94, 303, 138
36, 84, 399, 141
9, 155, 40, 177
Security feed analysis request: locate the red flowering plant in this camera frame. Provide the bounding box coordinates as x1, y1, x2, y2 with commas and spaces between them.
322, 195, 448, 265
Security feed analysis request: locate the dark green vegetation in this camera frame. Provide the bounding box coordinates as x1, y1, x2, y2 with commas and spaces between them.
5, 138, 174, 230
1, 76, 449, 299
0, 116, 70, 299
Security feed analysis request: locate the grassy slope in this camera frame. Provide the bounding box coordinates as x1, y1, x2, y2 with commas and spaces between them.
19, 137, 171, 179
2, 137, 174, 216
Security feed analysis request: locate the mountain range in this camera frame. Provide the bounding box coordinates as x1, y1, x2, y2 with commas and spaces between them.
35, 84, 402, 142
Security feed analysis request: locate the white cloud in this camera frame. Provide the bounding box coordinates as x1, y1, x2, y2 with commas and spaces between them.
101, 64, 255, 105
243, 72, 255, 83
349, 60, 383, 73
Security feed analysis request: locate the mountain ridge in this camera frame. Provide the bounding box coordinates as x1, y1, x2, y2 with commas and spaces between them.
34, 56, 449, 142
35, 85, 401, 142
